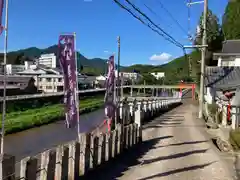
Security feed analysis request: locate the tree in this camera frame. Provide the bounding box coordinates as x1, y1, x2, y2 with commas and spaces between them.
138, 73, 157, 85
191, 9, 223, 83
222, 0, 240, 40
195, 9, 223, 52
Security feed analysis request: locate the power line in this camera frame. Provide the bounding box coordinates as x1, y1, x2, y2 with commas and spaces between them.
143, 3, 173, 30
156, 0, 189, 37
124, 0, 184, 48
113, 0, 184, 48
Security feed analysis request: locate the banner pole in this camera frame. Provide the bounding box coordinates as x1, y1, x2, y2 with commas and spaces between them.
73, 32, 80, 140
1, 0, 9, 154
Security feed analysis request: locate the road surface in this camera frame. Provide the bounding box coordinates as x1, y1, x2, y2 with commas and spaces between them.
83, 94, 236, 180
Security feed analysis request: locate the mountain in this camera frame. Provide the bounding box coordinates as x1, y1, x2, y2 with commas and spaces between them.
6, 45, 110, 75
1, 45, 195, 81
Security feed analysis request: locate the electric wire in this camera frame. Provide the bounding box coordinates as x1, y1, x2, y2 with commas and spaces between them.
113, 0, 184, 49
156, 0, 190, 37
124, 0, 184, 48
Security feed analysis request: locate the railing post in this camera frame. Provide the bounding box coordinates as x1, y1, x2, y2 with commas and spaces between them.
0, 154, 15, 180
231, 106, 240, 130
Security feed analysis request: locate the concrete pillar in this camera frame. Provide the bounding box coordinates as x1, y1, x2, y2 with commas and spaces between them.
222, 105, 227, 126
231, 106, 240, 130
117, 125, 122, 155
40, 150, 50, 180
143, 101, 147, 112
119, 102, 123, 120
111, 130, 117, 158
0, 154, 15, 180
129, 102, 134, 116
68, 141, 76, 180
100, 134, 106, 163
20, 156, 38, 180
134, 102, 141, 127
148, 100, 152, 112
55, 145, 63, 179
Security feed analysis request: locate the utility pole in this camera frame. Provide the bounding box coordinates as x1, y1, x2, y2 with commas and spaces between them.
198, 0, 208, 119
117, 36, 120, 100
115, 36, 120, 128
185, 0, 208, 119
143, 80, 146, 96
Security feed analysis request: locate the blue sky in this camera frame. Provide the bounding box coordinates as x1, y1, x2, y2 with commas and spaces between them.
0, 0, 228, 66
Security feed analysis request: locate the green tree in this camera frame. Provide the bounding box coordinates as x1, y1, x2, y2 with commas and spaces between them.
195, 9, 223, 52
138, 73, 157, 85
222, 0, 240, 40
191, 9, 223, 83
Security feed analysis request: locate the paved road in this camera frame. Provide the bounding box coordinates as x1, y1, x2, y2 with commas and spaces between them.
83, 95, 236, 180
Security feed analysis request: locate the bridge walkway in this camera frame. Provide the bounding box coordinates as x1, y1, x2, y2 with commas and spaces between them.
82, 98, 235, 180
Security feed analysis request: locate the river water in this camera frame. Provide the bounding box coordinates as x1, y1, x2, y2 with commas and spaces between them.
4, 108, 105, 161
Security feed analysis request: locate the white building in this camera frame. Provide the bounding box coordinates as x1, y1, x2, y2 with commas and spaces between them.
114, 70, 139, 80
6, 64, 25, 75
213, 40, 240, 67
6, 60, 36, 75
150, 72, 165, 80
38, 53, 57, 68
38, 74, 64, 93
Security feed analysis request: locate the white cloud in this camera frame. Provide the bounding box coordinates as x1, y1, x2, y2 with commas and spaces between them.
149, 53, 172, 62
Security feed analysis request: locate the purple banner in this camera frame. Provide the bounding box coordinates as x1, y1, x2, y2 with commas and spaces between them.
58, 34, 78, 128
104, 55, 115, 121
0, 0, 4, 34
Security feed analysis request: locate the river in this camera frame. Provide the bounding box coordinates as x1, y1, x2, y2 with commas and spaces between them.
4, 108, 105, 162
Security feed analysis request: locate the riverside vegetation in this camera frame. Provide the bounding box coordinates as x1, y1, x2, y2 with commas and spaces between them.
0, 96, 104, 134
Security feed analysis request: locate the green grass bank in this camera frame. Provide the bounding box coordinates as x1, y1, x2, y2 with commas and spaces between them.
0, 96, 104, 134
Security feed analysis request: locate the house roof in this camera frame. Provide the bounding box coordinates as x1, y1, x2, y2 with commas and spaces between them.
205, 66, 240, 90
222, 40, 240, 54
17, 69, 45, 75
0, 75, 33, 82
37, 64, 61, 74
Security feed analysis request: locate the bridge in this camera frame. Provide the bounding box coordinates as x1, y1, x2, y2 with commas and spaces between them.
0, 84, 195, 102
126, 84, 195, 89
0, 88, 235, 180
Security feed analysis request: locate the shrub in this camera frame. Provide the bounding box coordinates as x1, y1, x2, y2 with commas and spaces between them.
229, 130, 240, 150
207, 102, 218, 117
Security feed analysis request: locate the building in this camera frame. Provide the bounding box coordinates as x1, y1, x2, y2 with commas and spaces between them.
114, 71, 140, 80
150, 72, 165, 80
0, 75, 38, 95
16, 64, 89, 93
38, 53, 57, 68
6, 64, 25, 75
213, 40, 240, 67
204, 66, 240, 104
38, 74, 64, 92
6, 59, 36, 75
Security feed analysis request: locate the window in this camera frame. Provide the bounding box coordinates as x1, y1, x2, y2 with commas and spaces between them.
221, 60, 230, 66
46, 78, 51, 82
46, 86, 52, 89
58, 78, 62, 82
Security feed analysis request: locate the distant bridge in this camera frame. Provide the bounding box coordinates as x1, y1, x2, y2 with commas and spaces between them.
125, 84, 194, 89
0, 84, 195, 102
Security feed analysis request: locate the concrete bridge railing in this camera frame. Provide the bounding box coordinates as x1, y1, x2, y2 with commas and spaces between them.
0, 96, 183, 180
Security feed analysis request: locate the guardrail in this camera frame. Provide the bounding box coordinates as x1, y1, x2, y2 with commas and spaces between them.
0, 85, 186, 102
1, 96, 182, 179
0, 86, 130, 102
